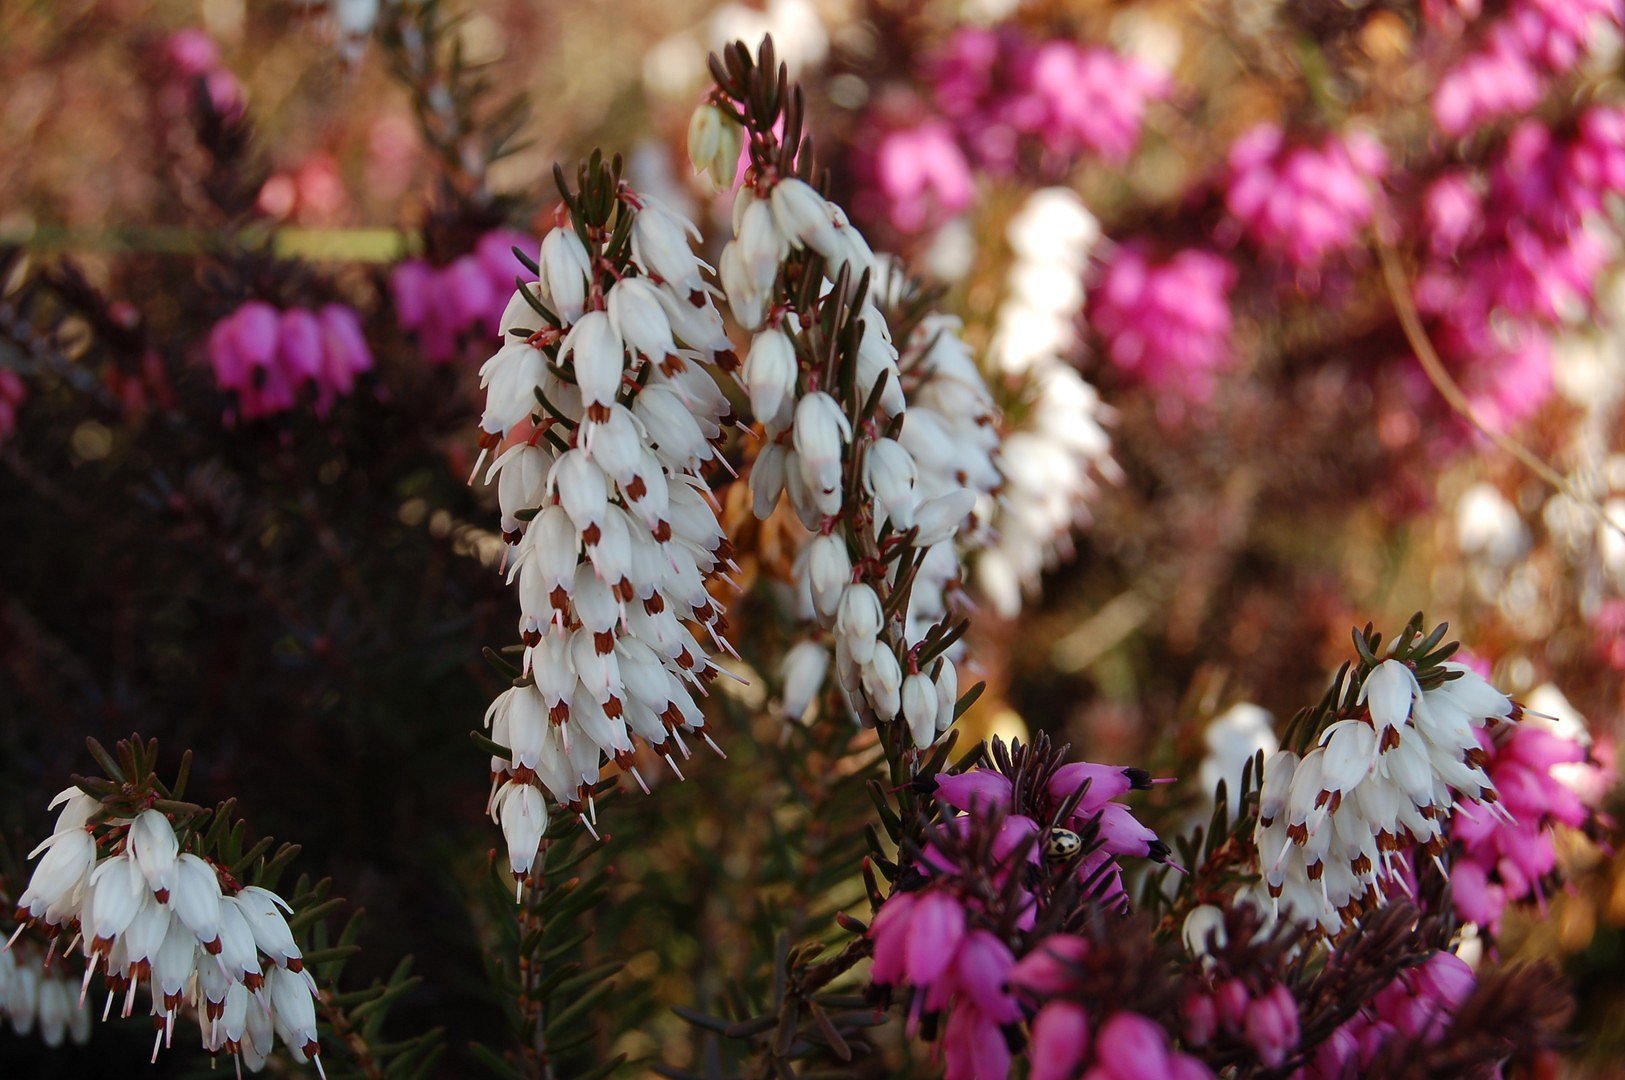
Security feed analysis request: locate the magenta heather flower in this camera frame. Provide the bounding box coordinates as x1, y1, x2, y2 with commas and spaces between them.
926, 28, 1165, 175
1028, 44, 1168, 164
391, 228, 538, 364
0, 368, 26, 446
1431, 0, 1621, 136
1224, 123, 1386, 269
1411, 106, 1625, 437
1089, 245, 1236, 403
1448, 721, 1605, 932
205, 300, 373, 420
1309, 952, 1477, 1076
873, 120, 976, 233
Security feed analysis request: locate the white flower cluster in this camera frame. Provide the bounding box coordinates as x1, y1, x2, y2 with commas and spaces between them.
1255, 660, 1514, 935
11, 793, 319, 1072
977, 188, 1119, 619
710, 169, 980, 750
0, 943, 91, 1048
476, 189, 735, 884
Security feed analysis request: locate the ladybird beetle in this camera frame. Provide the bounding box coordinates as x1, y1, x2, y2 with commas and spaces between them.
1044, 827, 1083, 864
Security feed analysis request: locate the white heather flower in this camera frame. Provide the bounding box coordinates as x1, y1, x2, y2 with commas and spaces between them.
539, 228, 592, 322
265, 965, 322, 1064
499, 282, 550, 338
130, 809, 179, 896
236, 885, 302, 971
863, 438, 917, 530
1182, 904, 1228, 957
902, 672, 938, 749
744, 329, 798, 427
791, 391, 851, 507
478, 341, 545, 437
561, 310, 625, 420
169, 853, 224, 952
737, 198, 789, 295
632, 196, 706, 298
770, 177, 840, 255
977, 189, 1115, 618
486, 442, 553, 539
1198, 703, 1278, 816
836, 583, 883, 664
18, 828, 95, 921
781, 641, 830, 722
860, 646, 903, 721
752, 443, 788, 520
932, 658, 959, 733
47, 786, 100, 834
85, 854, 145, 953
911, 490, 976, 548
493, 781, 549, 880
1360, 659, 1419, 744
804, 532, 852, 619
607, 276, 677, 361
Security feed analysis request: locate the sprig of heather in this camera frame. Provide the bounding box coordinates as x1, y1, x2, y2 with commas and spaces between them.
471, 152, 737, 888
697, 38, 995, 753
4, 737, 328, 1075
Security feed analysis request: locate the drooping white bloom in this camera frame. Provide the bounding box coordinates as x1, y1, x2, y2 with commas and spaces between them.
473, 186, 734, 875
539, 227, 592, 322
129, 808, 179, 897
781, 641, 830, 722
1257, 652, 1515, 937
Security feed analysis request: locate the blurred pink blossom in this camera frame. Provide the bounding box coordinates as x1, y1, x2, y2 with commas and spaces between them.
1089, 245, 1236, 402
1225, 123, 1387, 269
206, 300, 373, 420
390, 229, 537, 364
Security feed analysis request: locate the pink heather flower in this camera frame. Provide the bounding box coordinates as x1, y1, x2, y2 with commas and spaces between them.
1091, 1012, 1212, 1080
1242, 983, 1299, 1068
1422, 172, 1483, 257
0, 369, 26, 445
1030, 44, 1168, 163
1009, 934, 1091, 998
1431, 0, 1621, 136
205, 301, 373, 421
1224, 123, 1387, 269
1030, 1001, 1091, 1080
873, 120, 976, 233
391, 229, 538, 364
1448, 722, 1602, 931
927, 28, 1165, 174
166, 29, 221, 78
1089, 245, 1236, 402
1310, 951, 1477, 1075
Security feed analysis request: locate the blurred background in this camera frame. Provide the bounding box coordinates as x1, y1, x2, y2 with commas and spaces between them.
2, 0, 1624, 1075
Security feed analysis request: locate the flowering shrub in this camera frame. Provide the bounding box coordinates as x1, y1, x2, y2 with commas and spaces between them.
1, 5, 1622, 1079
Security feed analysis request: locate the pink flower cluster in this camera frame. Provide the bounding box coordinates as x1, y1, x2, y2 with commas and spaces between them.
390, 229, 537, 364
1450, 723, 1600, 933
1182, 980, 1300, 1068
859, 27, 1166, 233
1224, 124, 1387, 270
1432, 0, 1621, 136
933, 762, 1167, 910
867, 759, 1174, 1079
1306, 952, 1475, 1076
870, 889, 1021, 1078
930, 29, 1167, 172
1014, 939, 1211, 1080
0, 369, 25, 446
872, 120, 977, 234
1414, 107, 1625, 433
1088, 245, 1236, 403
205, 301, 373, 420
163, 29, 245, 120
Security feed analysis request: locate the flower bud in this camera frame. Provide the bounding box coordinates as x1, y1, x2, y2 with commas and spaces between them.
781, 641, 830, 722
836, 583, 883, 663
687, 103, 742, 190
744, 329, 798, 425
862, 438, 918, 530
861, 647, 903, 720
902, 672, 938, 748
